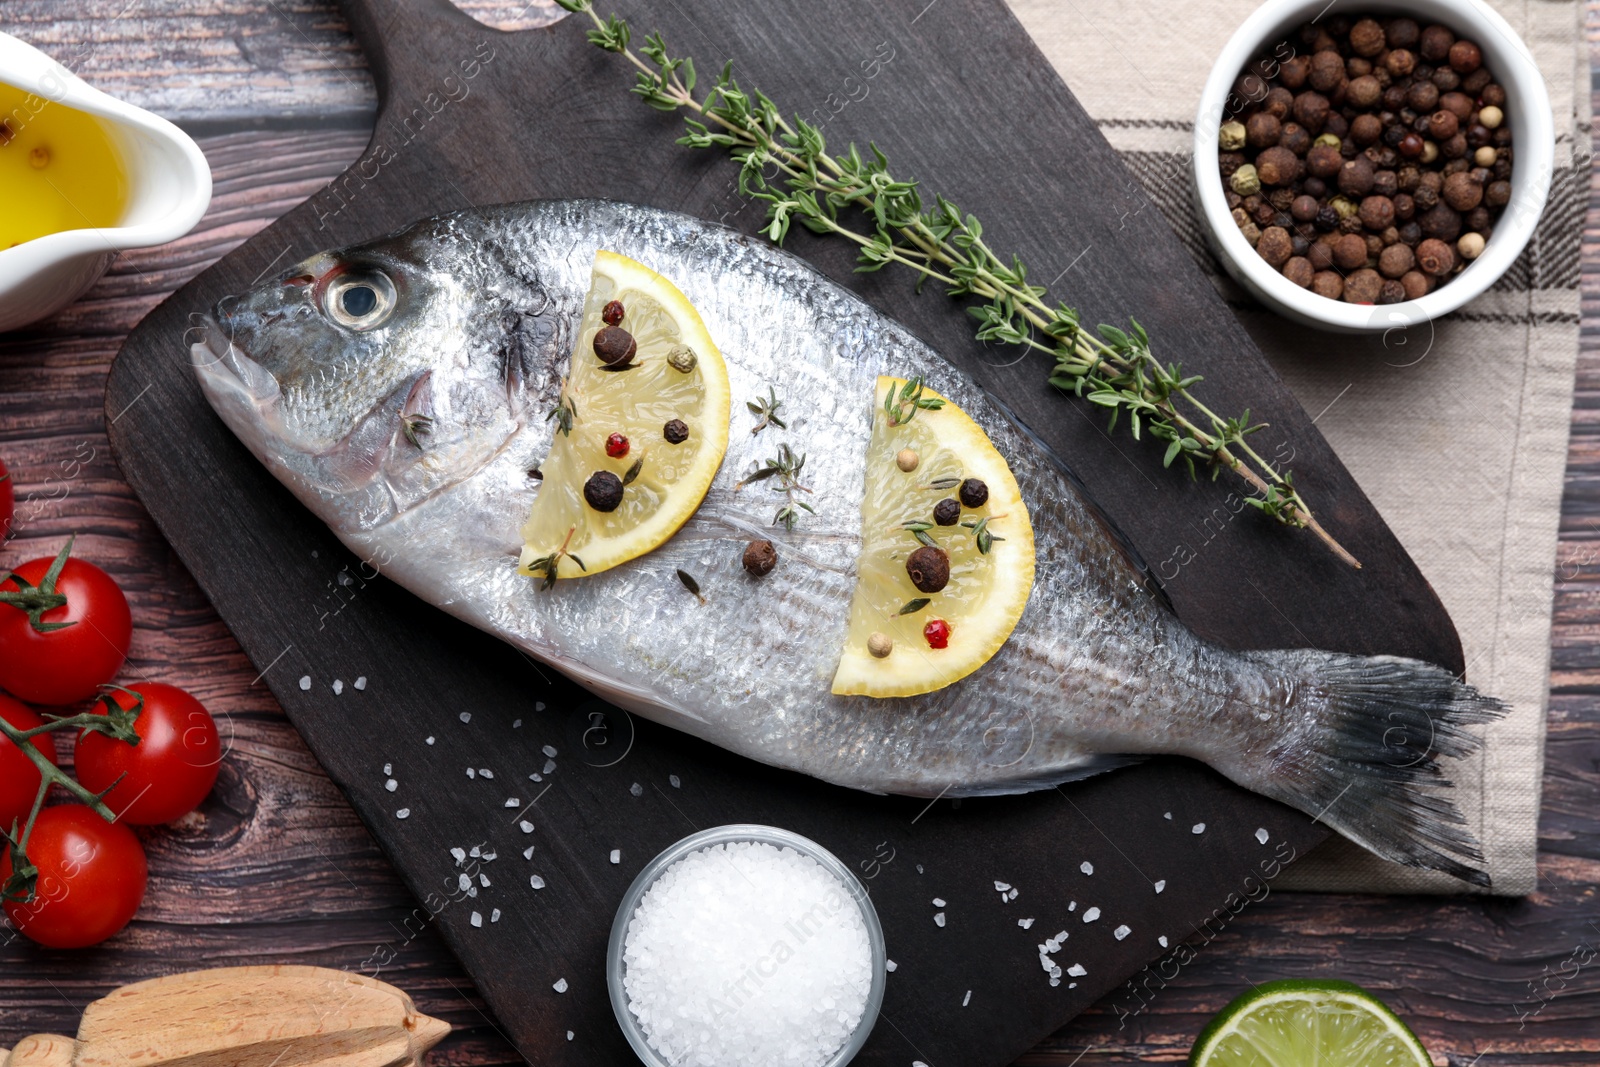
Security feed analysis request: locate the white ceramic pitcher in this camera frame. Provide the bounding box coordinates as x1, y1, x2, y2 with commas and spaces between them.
0, 31, 211, 333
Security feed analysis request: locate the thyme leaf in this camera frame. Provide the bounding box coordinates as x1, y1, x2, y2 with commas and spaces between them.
896, 597, 931, 616
748, 387, 787, 434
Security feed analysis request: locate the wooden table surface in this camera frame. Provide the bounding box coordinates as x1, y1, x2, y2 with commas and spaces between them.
1, 3, 1596, 1064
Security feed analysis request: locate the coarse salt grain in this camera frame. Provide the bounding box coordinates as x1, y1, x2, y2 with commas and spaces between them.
962, 990, 971, 1007
621, 840, 871, 1067
1082, 907, 1101, 923
1067, 963, 1086, 977
530, 874, 546, 889
512, 718, 521, 728
459, 712, 471, 723
1154, 879, 1166, 894
480, 768, 494, 779
566, 1031, 573, 1041
491, 908, 501, 923
395, 808, 410, 819
1114, 924, 1131, 941
385, 779, 397, 792
470, 911, 482, 928
298, 676, 311, 691
332, 679, 344, 695
466, 768, 476, 779
934, 912, 946, 928
1192, 822, 1206, 835
931, 897, 946, 907
1163, 811, 1172, 820
669, 774, 681, 788
426, 736, 435, 745
504, 798, 520, 808
1256, 827, 1270, 844
451, 847, 466, 864
885, 959, 897, 972
542, 744, 558, 758
630, 782, 643, 797
1159, 935, 1169, 948
553, 978, 568, 993
354, 676, 367, 691
523, 846, 535, 860
520, 820, 535, 833
543, 758, 557, 774
383, 763, 392, 776
1018, 917, 1034, 929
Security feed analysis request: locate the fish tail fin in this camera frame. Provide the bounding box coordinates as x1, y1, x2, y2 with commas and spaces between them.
1240, 650, 1508, 887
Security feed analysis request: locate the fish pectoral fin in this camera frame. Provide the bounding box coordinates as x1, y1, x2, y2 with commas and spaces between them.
943, 754, 1146, 798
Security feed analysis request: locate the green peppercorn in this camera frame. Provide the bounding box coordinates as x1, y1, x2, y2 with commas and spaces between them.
666, 344, 698, 373
1229, 163, 1261, 197
1218, 120, 1247, 151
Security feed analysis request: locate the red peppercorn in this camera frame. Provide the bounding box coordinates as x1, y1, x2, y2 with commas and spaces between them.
602, 300, 625, 326
605, 432, 630, 458
923, 619, 952, 650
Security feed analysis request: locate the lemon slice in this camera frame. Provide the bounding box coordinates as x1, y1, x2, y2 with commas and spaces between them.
1190, 980, 1433, 1067
831, 376, 1035, 697
518, 251, 730, 581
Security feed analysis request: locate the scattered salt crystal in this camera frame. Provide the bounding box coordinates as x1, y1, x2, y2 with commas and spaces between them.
1018, 917, 1035, 929
916, 864, 924, 874
470, 911, 482, 928
621, 841, 872, 1066
1069, 982, 1077, 989
1163, 811, 1172, 820
1158, 935, 1169, 948
520, 821, 535, 833
1114, 924, 1131, 941
466, 768, 476, 779
630, 782, 643, 797
1080, 861, 1094, 876
1045, 938, 1059, 952
1154, 879, 1166, 894
470, 846, 481, 858
395, 808, 410, 819
543, 759, 556, 774
1068, 901, 1077, 912
932, 897, 946, 907
479, 873, 491, 888
426, 736, 435, 745
542, 744, 558, 758
482, 851, 497, 862
1007, 887, 1018, 900
299, 676, 311, 691
1067, 963, 1087, 977
332, 679, 344, 695
529, 773, 542, 782
962, 990, 971, 1007
460, 711, 472, 723
491, 908, 501, 923
915, 1062, 930, 1067
1255, 827, 1270, 844
480, 769, 494, 779
523, 846, 535, 860
383, 763, 392, 776
885, 959, 897, 972
530, 875, 546, 889
1082, 907, 1101, 923
566, 1031, 574, 1041
1053, 929, 1069, 943
994, 881, 1011, 892
933, 912, 946, 928
536, 702, 546, 711
451, 847, 466, 864
609, 849, 621, 864
505, 798, 521, 808
1192, 822, 1206, 835
553, 978, 568, 993
385, 779, 397, 792
458, 874, 472, 892
1049, 976, 1061, 987
354, 676, 367, 691
669, 774, 681, 788
512, 718, 522, 728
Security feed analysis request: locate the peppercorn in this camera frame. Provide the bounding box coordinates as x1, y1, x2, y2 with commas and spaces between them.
1253, 202, 1278, 226
1378, 242, 1415, 277
1398, 220, 1423, 245
1400, 270, 1432, 299
1325, 112, 1350, 138
1308, 239, 1336, 270
1440, 132, 1468, 159
1363, 233, 1384, 260
867, 632, 893, 659
1309, 50, 1347, 92
593, 325, 636, 367
1293, 91, 1331, 131
1311, 270, 1345, 299
1472, 145, 1497, 167
1397, 131, 1424, 158
1256, 226, 1294, 267
1413, 182, 1438, 210
1380, 225, 1400, 246
1386, 17, 1419, 48
1283, 256, 1315, 287
1338, 155, 1376, 196
584, 470, 624, 512
923, 618, 951, 650
1291, 194, 1321, 222
1218, 151, 1246, 180
896, 448, 919, 472
906, 546, 951, 594
743, 539, 778, 577
1478, 104, 1503, 129
1230, 164, 1261, 197
1358, 194, 1395, 230
1385, 48, 1416, 77
1256, 146, 1301, 187
666, 344, 698, 373
1306, 142, 1344, 179
1218, 120, 1247, 151
1441, 170, 1483, 211
958, 478, 989, 509
1393, 192, 1415, 220
1280, 55, 1311, 89
605, 432, 630, 458
1427, 108, 1459, 141
933, 498, 961, 526
1417, 203, 1463, 241
1333, 233, 1370, 270
1480, 83, 1506, 107
1346, 56, 1373, 79
1291, 233, 1311, 256
1344, 268, 1384, 303
1378, 278, 1408, 304
601, 299, 625, 326
1311, 204, 1339, 232
1419, 24, 1454, 62
1432, 66, 1461, 92
1439, 91, 1474, 120
1279, 122, 1312, 156
1347, 75, 1383, 110
1484, 179, 1511, 208
1349, 18, 1386, 56
1406, 80, 1440, 113
663, 418, 689, 444
1464, 205, 1490, 232
1416, 237, 1455, 275
1264, 86, 1294, 119
1245, 112, 1281, 149
1448, 39, 1481, 74
1351, 112, 1382, 144
1304, 176, 1328, 198
1457, 231, 1487, 260
1372, 169, 1398, 198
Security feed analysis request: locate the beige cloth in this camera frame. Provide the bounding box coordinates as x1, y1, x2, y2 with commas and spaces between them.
1007, 0, 1587, 894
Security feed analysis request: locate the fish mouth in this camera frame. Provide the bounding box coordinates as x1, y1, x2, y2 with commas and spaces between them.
189, 311, 281, 407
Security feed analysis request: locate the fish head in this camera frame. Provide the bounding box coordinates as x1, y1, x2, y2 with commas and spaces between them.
191, 215, 562, 533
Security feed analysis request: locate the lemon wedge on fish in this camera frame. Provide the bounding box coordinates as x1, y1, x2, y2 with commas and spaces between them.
832, 376, 1035, 697
519, 251, 730, 582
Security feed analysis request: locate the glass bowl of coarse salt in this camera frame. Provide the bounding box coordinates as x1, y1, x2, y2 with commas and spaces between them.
607, 824, 887, 1067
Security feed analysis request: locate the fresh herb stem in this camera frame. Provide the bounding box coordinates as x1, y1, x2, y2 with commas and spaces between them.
556, 0, 1358, 568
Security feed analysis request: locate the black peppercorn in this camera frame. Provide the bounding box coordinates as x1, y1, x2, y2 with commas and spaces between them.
593, 325, 637, 367
743, 539, 777, 577
958, 478, 989, 509
1314, 205, 1341, 232
584, 470, 624, 512
663, 418, 689, 444
933, 498, 961, 526
906, 546, 951, 595
601, 300, 625, 326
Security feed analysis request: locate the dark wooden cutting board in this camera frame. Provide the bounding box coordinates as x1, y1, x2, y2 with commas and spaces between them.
103, 0, 1464, 1063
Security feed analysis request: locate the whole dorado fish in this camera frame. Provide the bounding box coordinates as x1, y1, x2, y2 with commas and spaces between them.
192, 199, 1504, 885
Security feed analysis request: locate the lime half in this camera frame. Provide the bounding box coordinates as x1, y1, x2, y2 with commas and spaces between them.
1191, 980, 1433, 1067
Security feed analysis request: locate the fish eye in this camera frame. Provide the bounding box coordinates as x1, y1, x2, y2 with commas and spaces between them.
323, 270, 396, 331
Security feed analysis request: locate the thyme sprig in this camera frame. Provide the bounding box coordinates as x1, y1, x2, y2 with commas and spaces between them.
1, 685, 144, 903
736, 443, 814, 532
555, 0, 1358, 569
747, 387, 787, 434
547, 385, 578, 437
883, 376, 945, 427
526, 525, 586, 590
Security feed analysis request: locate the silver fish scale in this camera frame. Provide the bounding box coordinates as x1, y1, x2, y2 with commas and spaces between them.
340, 201, 1264, 796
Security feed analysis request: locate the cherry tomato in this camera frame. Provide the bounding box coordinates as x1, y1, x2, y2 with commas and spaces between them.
75, 683, 221, 825
1, 804, 147, 948
0, 694, 58, 836
0, 457, 13, 542
0, 543, 132, 705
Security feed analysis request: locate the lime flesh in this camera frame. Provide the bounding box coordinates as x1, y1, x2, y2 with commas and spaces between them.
1190, 980, 1433, 1067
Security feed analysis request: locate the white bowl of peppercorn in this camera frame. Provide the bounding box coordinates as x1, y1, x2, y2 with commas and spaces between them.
1193, 0, 1553, 333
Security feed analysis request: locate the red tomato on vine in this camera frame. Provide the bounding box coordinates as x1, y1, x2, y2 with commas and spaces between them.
0, 538, 132, 706
0, 804, 147, 949
76, 683, 222, 825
